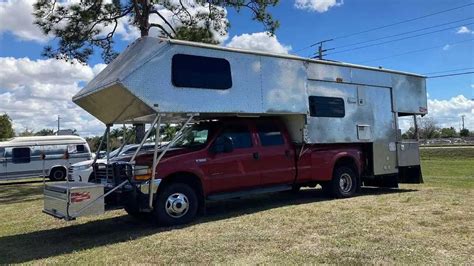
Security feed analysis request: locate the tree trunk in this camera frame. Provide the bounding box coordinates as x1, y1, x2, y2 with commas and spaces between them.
139, 0, 150, 37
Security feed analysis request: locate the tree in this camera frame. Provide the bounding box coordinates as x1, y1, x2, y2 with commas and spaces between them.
402, 127, 416, 139
18, 129, 35, 137
418, 117, 440, 139
33, 0, 280, 64
440, 127, 457, 138
0, 114, 15, 140
35, 128, 55, 136
460, 128, 470, 137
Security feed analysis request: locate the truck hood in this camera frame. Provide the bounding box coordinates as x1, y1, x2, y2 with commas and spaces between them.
112, 147, 201, 165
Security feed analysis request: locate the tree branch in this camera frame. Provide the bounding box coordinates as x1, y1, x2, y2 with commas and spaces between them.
150, 10, 177, 35
149, 23, 173, 38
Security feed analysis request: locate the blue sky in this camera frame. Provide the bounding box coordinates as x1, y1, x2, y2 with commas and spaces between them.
0, 0, 473, 135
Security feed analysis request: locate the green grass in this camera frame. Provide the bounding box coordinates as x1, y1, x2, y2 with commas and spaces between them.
0, 148, 472, 264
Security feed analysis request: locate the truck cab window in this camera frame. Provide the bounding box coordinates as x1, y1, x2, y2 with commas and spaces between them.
219, 125, 252, 149
12, 147, 31, 164
257, 123, 285, 146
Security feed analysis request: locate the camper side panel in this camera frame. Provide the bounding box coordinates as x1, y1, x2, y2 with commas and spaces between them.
123, 45, 265, 114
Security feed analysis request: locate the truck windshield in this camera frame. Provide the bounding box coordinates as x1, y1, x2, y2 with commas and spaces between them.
171, 124, 211, 149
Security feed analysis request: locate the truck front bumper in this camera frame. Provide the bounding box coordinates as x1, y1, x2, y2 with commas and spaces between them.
137, 179, 162, 195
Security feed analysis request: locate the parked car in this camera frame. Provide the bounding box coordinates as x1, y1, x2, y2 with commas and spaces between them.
68, 142, 167, 182
0, 135, 92, 181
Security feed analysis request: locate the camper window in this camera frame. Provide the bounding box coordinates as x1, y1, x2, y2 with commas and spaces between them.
309, 96, 345, 118
12, 147, 31, 164
172, 54, 232, 90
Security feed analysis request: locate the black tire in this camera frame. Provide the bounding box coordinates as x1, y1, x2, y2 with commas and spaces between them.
153, 183, 198, 226
123, 190, 151, 220
49, 167, 66, 181
124, 204, 151, 220
324, 166, 359, 198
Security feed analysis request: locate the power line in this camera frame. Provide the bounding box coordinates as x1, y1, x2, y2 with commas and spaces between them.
326, 22, 474, 56
295, 1, 474, 53
423, 67, 474, 75
427, 71, 474, 79
333, 2, 474, 40
357, 38, 474, 63
332, 17, 474, 50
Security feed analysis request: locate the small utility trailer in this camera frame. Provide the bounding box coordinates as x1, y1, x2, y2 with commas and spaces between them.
44, 37, 427, 223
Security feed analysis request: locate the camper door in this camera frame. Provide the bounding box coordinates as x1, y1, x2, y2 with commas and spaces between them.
0, 147, 6, 178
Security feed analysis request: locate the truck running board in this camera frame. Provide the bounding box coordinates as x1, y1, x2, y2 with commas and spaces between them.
207, 184, 293, 201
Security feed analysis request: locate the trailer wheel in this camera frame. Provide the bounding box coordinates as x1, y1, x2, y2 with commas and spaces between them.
325, 166, 359, 198
49, 167, 66, 181
153, 183, 198, 226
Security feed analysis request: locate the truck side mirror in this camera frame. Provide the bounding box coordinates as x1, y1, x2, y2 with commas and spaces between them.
211, 136, 234, 154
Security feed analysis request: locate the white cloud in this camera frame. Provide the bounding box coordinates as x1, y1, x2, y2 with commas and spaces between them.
442, 44, 451, 51
0, 57, 105, 136
294, 0, 343, 12
427, 95, 473, 129
226, 32, 291, 54
456, 26, 473, 34
0, 0, 48, 42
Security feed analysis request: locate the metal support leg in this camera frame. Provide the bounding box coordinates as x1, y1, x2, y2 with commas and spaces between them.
148, 114, 195, 209
148, 114, 162, 209
129, 115, 161, 163
106, 124, 111, 183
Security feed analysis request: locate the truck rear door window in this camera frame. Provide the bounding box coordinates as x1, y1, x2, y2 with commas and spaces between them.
257, 123, 285, 146
309, 96, 345, 118
220, 125, 252, 149
172, 54, 232, 90
12, 147, 31, 164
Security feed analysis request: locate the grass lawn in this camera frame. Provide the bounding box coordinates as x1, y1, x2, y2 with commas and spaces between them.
0, 148, 472, 264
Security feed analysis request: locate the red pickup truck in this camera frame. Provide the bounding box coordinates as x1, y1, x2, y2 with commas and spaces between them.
96, 117, 366, 225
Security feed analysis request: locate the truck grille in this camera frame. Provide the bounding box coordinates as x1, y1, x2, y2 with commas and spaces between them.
91, 162, 133, 186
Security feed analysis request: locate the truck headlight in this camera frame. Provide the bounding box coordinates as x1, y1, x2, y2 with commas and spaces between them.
75, 164, 92, 171
134, 165, 152, 181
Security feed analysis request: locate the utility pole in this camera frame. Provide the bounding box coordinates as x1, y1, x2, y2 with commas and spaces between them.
312, 39, 334, 60
57, 115, 60, 135
461, 115, 465, 130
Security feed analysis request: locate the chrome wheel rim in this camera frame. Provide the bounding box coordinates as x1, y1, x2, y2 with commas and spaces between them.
339, 173, 353, 193
165, 193, 189, 218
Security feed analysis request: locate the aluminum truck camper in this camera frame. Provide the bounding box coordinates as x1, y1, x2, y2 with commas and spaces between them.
43, 37, 427, 224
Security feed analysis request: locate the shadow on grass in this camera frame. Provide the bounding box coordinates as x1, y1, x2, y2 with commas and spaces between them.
0, 187, 416, 263
0, 184, 44, 205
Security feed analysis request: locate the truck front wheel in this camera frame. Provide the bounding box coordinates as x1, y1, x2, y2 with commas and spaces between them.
153, 183, 198, 226
324, 166, 359, 198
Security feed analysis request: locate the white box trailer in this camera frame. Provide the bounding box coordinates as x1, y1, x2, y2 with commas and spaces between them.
73, 37, 426, 176
44, 37, 427, 221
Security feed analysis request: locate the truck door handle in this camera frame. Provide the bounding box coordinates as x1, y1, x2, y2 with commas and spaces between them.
285, 150, 291, 158
253, 152, 259, 160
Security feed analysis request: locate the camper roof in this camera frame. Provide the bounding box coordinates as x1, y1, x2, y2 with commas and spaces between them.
0, 135, 86, 148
